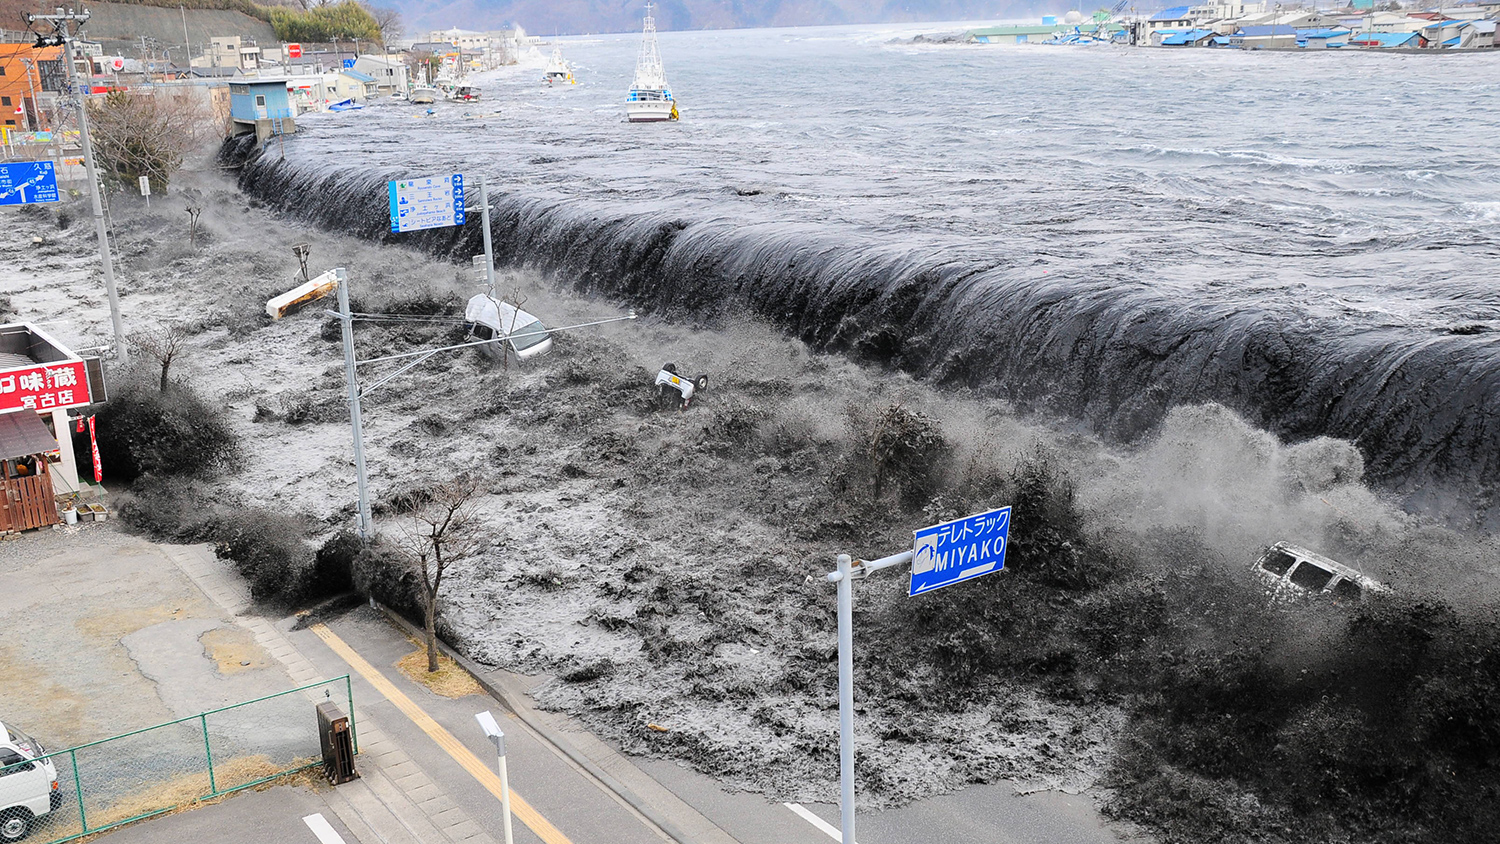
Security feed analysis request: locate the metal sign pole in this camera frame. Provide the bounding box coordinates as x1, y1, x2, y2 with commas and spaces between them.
479, 173, 496, 299
835, 552, 857, 844
335, 267, 373, 540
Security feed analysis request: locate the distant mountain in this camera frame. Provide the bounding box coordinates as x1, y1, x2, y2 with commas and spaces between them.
396, 1, 1033, 38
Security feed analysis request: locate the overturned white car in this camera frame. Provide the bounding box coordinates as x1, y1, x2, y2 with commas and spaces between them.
655, 363, 707, 409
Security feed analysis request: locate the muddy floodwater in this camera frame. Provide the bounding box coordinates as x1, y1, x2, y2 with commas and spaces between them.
6, 20, 1490, 843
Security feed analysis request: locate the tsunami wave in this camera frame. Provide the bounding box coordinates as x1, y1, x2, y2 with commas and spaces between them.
224, 138, 1500, 523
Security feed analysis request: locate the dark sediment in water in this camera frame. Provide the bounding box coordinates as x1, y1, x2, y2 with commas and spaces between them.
222, 137, 1500, 526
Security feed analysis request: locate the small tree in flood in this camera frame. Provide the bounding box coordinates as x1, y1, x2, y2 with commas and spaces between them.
130, 323, 192, 391
399, 474, 483, 672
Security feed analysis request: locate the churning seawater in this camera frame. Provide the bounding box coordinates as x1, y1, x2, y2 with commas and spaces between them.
232, 23, 1500, 517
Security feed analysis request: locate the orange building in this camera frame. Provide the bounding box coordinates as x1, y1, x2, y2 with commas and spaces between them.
0, 44, 62, 130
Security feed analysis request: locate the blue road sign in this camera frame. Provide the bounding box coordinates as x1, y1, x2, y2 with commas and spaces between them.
909, 505, 1010, 596
388, 173, 465, 234
0, 161, 60, 206
343, 58, 356, 69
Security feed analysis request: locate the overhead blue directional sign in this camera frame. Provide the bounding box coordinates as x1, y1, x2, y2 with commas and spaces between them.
0, 161, 60, 206
909, 505, 1010, 596
388, 173, 465, 234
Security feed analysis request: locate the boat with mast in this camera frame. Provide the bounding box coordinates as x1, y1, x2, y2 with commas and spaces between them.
543, 47, 576, 86
625, 3, 678, 122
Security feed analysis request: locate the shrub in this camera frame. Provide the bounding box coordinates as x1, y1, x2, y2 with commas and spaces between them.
94, 375, 239, 482
842, 402, 951, 507
213, 509, 314, 604
115, 475, 225, 541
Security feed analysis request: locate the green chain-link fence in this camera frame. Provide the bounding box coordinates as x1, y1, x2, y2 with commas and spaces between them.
0, 675, 355, 844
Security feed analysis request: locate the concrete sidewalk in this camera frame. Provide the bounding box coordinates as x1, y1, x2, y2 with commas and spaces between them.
159, 543, 501, 844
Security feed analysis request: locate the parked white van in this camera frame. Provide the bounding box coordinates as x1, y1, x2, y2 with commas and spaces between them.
464, 295, 553, 363
0, 722, 61, 841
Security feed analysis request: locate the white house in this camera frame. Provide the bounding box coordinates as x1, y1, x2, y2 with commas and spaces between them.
352, 54, 409, 95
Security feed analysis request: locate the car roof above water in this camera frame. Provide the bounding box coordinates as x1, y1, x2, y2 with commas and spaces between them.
1254, 541, 1387, 601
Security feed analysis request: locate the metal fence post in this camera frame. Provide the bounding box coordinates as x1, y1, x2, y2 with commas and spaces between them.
71, 748, 86, 833
345, 674, 359, 754
200, 714, 217, 796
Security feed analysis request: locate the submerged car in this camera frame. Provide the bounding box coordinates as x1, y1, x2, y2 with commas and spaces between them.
465, 294, 553, 363
0, 721, 62, 841
1253, 541, 1387, 602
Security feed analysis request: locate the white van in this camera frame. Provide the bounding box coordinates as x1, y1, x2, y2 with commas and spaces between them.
0, 722, 61, 841
1253, 542, 1387, 603
465, 294, 554, 363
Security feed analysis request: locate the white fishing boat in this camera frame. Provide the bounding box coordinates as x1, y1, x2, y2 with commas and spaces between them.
625, 3, 678, 122
410, 87, 439, 105
543, 47, 576, 86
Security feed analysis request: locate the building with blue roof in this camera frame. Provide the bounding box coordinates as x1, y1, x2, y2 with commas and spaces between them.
1348, 31, 1425, 47
1160, 28, 1220, 45
1229, 24, 1299, 48
1148, 5, 1195, 28
1298, 28, 1352, 47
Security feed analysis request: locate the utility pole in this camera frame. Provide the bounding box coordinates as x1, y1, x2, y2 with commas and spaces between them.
334, 267, 374, 541
180, 4, 190, 61
27, 8, 129, 363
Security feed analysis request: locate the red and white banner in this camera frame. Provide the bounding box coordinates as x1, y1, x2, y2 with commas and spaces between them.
88, 415, 102, 483
0, 360, 90, 413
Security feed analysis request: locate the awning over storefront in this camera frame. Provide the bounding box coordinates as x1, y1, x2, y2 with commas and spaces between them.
0, 410, 57, 460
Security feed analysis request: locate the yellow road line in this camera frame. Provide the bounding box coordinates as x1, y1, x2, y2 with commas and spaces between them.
310, 623, 574, 844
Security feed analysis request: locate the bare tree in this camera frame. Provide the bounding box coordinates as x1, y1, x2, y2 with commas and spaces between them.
399, 475, 484, 672
87, 89, 215, 193
183, 187, 204, 247
130, 323, 193, 391
365, 4, 403, 46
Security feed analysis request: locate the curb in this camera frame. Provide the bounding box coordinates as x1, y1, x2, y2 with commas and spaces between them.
371, 600, 701, 844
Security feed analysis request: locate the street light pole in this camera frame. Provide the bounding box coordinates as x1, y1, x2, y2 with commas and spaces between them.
835, 553, 856, 844
27, 9, 129, 363
474, 711, 514, 844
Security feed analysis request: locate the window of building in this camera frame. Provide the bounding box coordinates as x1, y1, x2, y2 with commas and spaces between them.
0, 96, 8, 105
0, 66, 6, 76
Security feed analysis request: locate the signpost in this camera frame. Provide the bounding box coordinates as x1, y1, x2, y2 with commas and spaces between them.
909, 506, 1011, 596
824, 505, 1012, 843
0, 161, 60, 206
387, 173, 465, 234
138, 175, 150, 208
287, 43, 302, 59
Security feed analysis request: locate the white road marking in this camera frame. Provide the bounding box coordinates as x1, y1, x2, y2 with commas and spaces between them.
783, 802, 858, 843
302, 812, 348, 844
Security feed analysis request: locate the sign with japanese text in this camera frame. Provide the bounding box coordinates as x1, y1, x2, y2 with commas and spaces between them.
0, 161, 60, 206
909, 505, 1011, 596
388, 173, 465, 234
288, 43, 303, 59
0, 360, 91, 413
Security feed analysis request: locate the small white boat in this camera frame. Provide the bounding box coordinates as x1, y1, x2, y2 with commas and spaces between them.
626, 3, 677, 122
543, 47, 576, 86
410, 87, 438, 105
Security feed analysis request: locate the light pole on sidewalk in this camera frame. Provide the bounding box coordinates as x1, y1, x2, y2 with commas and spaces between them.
474, 710, 514, 844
